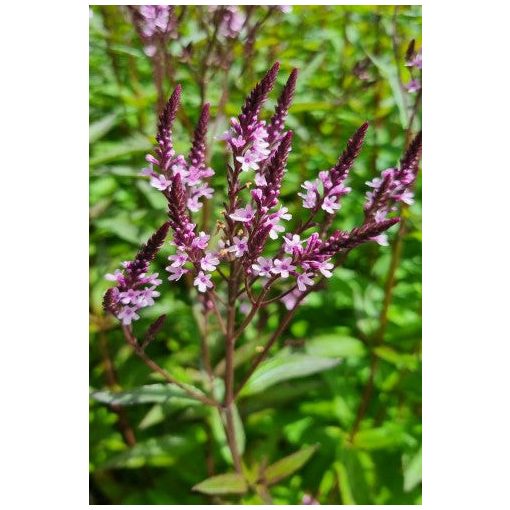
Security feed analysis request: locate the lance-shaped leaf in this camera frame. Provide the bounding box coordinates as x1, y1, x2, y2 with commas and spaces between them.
240, 354, 341, 396
90, 383, 204, 406
192, 473, 248, 495
264, 445, 319, 485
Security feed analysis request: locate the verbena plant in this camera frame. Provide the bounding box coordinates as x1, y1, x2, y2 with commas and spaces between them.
101, 61, 421, 499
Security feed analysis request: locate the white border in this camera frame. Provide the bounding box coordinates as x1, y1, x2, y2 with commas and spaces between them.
2, 1, 509, 508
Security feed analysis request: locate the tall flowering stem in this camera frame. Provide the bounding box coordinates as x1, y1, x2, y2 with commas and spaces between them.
103, 63, 422, 478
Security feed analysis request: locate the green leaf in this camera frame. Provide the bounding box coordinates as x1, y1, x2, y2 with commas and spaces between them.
89, 112, 118, 144
351, 425, 410, 450
240, 354, 340, 396
264, 445, 318, 485
95, 215, 140, 244
90, 135, 153, 166
374, 346, 419, 371
192, 473, 248, 495
101, 434, 193, 469
333, 461, 356, 504
364, 49, 408, 128
403, 447, 422, 492
90, 383, 204, 406
306, 334, 367, 358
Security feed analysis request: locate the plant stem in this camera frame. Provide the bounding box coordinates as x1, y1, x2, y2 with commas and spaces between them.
223, 404, 243, 474
121, 325, 218, 407
233, 298, 302, 399
201, 311, 215, 387
98, 327, 137, 447
223, 260, 243, 473
349, 353, 378, 441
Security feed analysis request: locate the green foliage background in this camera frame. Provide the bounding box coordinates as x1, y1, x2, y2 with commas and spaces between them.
89, 5, 421, 505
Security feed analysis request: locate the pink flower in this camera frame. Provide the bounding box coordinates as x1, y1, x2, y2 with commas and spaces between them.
366, 176, 384, 188
269, 222, 285, 239
251, 188, 263, 203
118, 306, 140, 325
200, 252, 220, 271
268, 207, 292, 239
231, 135, 246, 148
275, 206, 292, 221
405, 79, 421, 93
374, 209, 387, 223
229, 236, 249, 257
192, 231, 210, 250
119, 288, 140, 304
296, 272, 314, 291
322, 196, 340, 214
194, 271, 213, 292
299, 189, 317, 209
318, 260, 334, 278
319, 171, 332, 187
301, 180, 319, 193
255, 173, 267, 186
145, 154, 159, 166
187, 195, 202, 212
145, 273, 162, 286
251, 257, 273, 277
105, 269, 123, 282
229, 204, 255, 222
167, 265, 188, 281
271, 257, 296, 278
168, 252, 188, 267
171, 159, 189, 179
302, 494, 320, 505
283, 234, 303, 254
150, 174, 172, 191
236, 151, 260, 172
194, 184, 214, 199
140, 164, 155, 177
137, 287, 160, 307
372, 233, 389, 246
397, 190, 415, 205
281, 288, 304, 310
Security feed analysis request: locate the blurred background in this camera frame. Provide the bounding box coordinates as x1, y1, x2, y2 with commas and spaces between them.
89, 5, 421, 505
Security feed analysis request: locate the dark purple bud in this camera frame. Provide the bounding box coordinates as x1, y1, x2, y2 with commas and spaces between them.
245, 222, 273, 267
102, 288, 119, 315
240, 62, 280, 126
405, 39, 416, 63
399, 131, 422, 176
329, 122, 369, 185
156, 85, 182, 173
188, 103, 210, 171
323, 218, 400, 254
142, 314, 167, 348
130, 222, 170, 277
168, 174, 188, 228
267, 68, 299, 144
261, 131, 293, 208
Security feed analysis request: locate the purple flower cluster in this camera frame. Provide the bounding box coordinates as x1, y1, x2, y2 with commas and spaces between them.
213, 6, 246, 38
363, 132, 422, 244
298, 123, 368, 214
103, 223, 169, 325
104, 62, 422, 326
142, 88, 215, 215
129, 5, 176, 57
